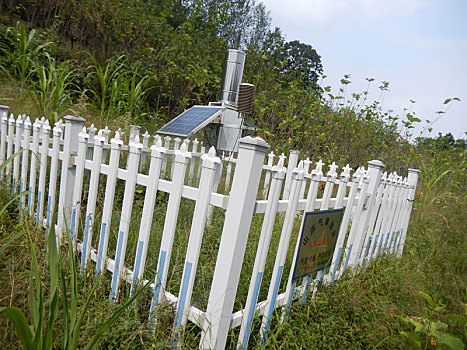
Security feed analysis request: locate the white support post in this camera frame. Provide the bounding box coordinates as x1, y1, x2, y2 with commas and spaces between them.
174, 147, 221, 331
57, 115, 85, 238
397, 168, 420, 256
201, 137, 269, 350
282, 150, 299, 199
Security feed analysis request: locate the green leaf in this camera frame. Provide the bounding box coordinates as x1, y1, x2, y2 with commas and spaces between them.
432, 330, 464, 350
417, 291, 436, 309
0, 307, 34, 349
443, 98, 452, 104
400, 330, 421, 348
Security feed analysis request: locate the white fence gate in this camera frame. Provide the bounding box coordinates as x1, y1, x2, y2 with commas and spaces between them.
0, 110, 420, 350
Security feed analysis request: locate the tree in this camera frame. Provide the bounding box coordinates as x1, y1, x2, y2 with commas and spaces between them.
280, 40, 323, 91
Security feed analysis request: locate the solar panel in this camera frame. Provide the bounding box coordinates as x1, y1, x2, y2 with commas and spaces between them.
157, 106, 224, 137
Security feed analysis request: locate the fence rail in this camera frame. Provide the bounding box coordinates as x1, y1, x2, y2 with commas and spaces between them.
0, 110, 420, 350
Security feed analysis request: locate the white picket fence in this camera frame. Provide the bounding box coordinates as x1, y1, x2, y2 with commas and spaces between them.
0, 111, 420, 350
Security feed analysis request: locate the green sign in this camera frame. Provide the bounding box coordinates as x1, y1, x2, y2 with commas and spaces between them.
292, 209, 344, 281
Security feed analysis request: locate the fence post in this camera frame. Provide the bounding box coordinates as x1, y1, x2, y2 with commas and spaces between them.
201, 136, 269, 350
397, 168, 420, 256
56, 116, 85, 238
0, 106, 8, 172
347, 160, 385, 268
283, 150, 299, 199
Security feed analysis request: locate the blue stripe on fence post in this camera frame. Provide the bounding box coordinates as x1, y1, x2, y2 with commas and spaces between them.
368, 236, 378, 262
242, 271, 263, 350
362, 236, 372, 263
396, 229, 403, 253
19, 182, 22, 209
343, 244, 353, 271
131, 240, 145, 295
70, 208, 76, 243
388, 231, 396, 253
95, 223, 107, 277
284, 280, 297, 318
301, 275, 312, 303
382, 233, 390, 253
110, 231, 125, 302
331, 247, 342, 283
28, 187, 32, 216
46, 195, 51, 226
174, 261, 193, 330
36, 191, 41, 227
262, 265, 283, 344
80, 215, 91, 267
150, 250, 167, 320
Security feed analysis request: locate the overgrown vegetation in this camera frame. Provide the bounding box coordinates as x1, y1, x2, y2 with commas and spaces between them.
0, 0, 465, 348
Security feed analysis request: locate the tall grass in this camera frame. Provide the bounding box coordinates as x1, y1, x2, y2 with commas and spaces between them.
29, 53, 76, 123
0, 22, 51, 89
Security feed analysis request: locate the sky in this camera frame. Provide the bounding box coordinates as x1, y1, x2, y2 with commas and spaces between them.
259, 0, 467, 139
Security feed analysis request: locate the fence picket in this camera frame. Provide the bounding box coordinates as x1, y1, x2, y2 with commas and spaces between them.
238, 156, 286, 350
70, 127, 88, 248
150, 142, 191, 311
13, 116, 22, 189
131, 136, 165, 294
46, 124, 62, 227
96, 131, 123, 275
260, 160, 304, 343
28, 119, 41, 216
81, 130, 105, 268
174, 146, 220, 331
110, 136, 143, 302
20, 117, 31, 210
36, 120, 50, 226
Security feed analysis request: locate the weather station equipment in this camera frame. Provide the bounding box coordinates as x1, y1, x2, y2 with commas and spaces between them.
156, 49, 255, 153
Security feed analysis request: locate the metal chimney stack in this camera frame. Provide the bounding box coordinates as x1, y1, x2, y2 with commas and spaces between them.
220, 49, 246, 108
